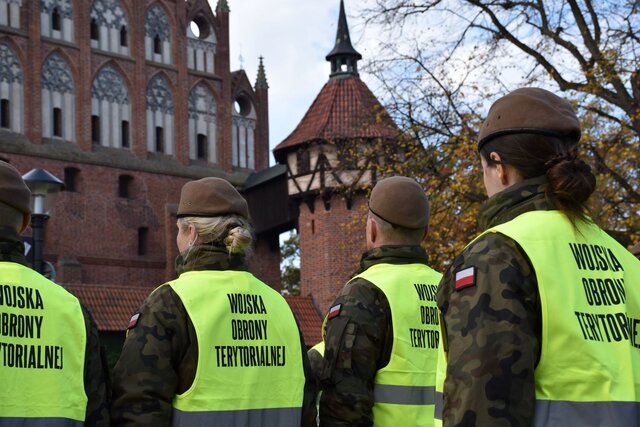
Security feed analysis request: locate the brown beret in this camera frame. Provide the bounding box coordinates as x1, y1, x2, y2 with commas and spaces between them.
177, 177, 249, 219
369, 176, 429, 229
0, 161, 31, 215
478, 87, 581, 151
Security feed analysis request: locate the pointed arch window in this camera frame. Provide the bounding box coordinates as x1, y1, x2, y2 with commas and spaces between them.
145, 5, 172, 64
146, 74, 174, 155
40, 0, 73, 41
42, 52, 75, 141
90, 0, 129, 55
0, 43, 24, 133
188, 84, 217, 163
91, 64, 130, 148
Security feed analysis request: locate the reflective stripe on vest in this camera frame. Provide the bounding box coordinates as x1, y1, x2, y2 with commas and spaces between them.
0, 262, 87, 422
534, 400, 640, 427
168, 270, 305, 424
0, 418, 83, 427
354, 262, 442, 426
172, 406, 301, 427
488, 211, 640, 426
373, 384, 435, 405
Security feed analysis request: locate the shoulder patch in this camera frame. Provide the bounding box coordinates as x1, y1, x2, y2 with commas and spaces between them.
455, 266, 476, 291
327, 303, 342, 320
127, 312, 141, 329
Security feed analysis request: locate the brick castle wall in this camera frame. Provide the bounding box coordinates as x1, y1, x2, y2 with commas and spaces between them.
298, 194, 368, 315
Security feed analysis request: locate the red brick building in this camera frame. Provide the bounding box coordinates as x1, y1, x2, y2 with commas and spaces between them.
0, 0, 322, 351
273, 0, 406, 315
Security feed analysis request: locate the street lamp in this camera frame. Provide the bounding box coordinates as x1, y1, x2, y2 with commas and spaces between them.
22, 168, 65, 274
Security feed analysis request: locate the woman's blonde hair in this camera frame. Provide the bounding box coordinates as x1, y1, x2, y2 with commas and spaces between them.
178, 214, 253, 255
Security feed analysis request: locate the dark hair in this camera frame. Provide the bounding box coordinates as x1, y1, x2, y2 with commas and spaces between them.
479, 133, 596, 226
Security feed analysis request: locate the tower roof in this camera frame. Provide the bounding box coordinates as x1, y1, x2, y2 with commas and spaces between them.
272, 77, 402, 161
255, 56, 269, 89
326, 0, 362, 78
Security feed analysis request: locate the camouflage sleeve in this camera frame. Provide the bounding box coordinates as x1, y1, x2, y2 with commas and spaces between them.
82, 306, 111, 427
436, 233, 541, 427
319, 278, 392, 427
111, 285, 194, 427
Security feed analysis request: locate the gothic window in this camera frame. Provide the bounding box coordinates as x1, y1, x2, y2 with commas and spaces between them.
118, 174, 132, 198
121, 120, 129, 148
0, 43, 23, 133
0, 0, 22, 29
63, 167, 79, 192
197, 134, 207, 160
186, 16, 216, 73
137, 227, 148, 256
188, 84, 216, 162
145, 4, 171, 64
90, 0, 129, 55
0, 99, 9, 128
40, 0, 74, 41
42, 52, 75, 141
146, 74, 174, 155
231, 94, 256, 169
91, 64, 130, 148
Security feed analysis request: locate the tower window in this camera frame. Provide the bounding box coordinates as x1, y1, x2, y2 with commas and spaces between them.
155, 127, 164, 153
53, 108, 62, 137
197, 134, 207, 160
121, 120, 130, 148
91, 115, 100, 144
296, 150, 310, 174
52, 7, 61, 31
0, 99, 9, 129
138, 227, 148, 256
118, 175, 133, 198
153, 35, 162, 55
64, 167, 79, 192
120, 26, 128, 47
90, 18, 98, 40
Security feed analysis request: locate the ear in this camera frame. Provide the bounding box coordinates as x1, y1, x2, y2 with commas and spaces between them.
490, 152, 509, 185
19, 213, 30, 234
188, 224, 198, 244
367, 217, 378, 244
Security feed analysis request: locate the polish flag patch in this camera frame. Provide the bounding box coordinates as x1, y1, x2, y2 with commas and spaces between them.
327, 304, 342, 320
455, 267, 476, 291
127, 312, 140, 329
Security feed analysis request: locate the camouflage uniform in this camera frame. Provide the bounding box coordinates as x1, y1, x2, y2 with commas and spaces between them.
436, 176, 550, 427
0, 227, 111, 426
111, 244, 317, 427
319, 245, 430, 427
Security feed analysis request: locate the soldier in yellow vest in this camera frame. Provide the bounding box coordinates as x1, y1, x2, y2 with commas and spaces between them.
111, 177, 317, 426
0, 161, 110, 426
320, 176, 442, 426
436, 88, 640, 426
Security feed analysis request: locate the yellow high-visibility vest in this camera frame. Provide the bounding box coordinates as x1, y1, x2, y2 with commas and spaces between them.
169, 269, 305, 426
0, 261, 87, 425
436, 210, 640, 426
354, 262, 442, 427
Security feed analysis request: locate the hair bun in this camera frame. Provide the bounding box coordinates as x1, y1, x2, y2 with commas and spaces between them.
546, 157, 596, 205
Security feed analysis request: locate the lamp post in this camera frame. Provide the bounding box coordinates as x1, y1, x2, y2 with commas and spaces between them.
22, 168, 65, 274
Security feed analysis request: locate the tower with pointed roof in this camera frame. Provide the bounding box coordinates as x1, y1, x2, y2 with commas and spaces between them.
273, 0, 407, 314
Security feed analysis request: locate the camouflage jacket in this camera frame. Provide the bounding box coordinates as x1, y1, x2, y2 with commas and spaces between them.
110, 245, 317, 427
436, 176, 549, 427
319, 245, 432, 427
0, 227, 111, 426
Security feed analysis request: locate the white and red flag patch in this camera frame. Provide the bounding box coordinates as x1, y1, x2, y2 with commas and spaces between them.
455, 267, 476, 291
127, 312, 140, 329
327, 303, 342, 320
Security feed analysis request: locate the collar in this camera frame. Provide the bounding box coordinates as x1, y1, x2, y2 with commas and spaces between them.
174, 243, 247, 277
0, 226, 27, 265
357, 245, 429, 275
477, 175, 552, 230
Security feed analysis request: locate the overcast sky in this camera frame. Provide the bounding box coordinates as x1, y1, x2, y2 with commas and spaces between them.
221, 0, 375, 164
